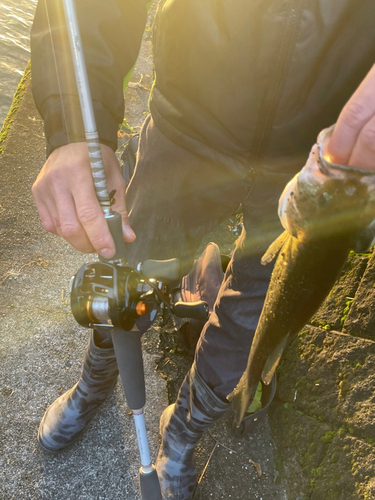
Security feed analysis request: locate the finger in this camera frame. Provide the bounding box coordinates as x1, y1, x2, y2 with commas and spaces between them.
35, 199, 59, 235
122, 213, 136, 242
72, 181, 116, 259
347, 114, 375, 170
327, 64, 375, 165
32, 183, 59, 235
107, 173, 136, 242
54, 190, 95, 253
115, 199, 136, 242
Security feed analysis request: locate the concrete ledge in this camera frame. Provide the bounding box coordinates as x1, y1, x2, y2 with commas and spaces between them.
0, 61, 31, 155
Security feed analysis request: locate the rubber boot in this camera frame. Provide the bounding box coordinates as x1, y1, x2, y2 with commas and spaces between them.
156, 362, 229, 500
38, 330, 118, 453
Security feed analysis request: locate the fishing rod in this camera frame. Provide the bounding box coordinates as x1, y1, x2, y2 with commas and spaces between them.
60, 1, 209, 498
60, 0, 160, 497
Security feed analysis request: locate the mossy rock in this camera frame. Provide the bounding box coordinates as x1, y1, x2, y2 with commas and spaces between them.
270, 405, 375, 499
269, 403, 334, 499
309, 435, 375, 500
275, 327, 375, 441
311, 252, 369, 332
343, 250, 375, 341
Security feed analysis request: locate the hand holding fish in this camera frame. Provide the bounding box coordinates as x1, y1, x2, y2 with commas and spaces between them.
279, 62, 375, 244
278, 126, 375, 246
32, 142, 136, 258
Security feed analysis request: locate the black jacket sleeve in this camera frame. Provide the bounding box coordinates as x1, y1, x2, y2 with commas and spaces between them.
31, 0, 148, 156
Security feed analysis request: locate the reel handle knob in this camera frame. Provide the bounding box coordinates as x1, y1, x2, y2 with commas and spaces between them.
172, 300, 209, 321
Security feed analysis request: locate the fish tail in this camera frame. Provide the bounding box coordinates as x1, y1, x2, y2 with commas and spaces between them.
261, 333, 290, 385
227, 375, 259, 427
228, 333, 290, 426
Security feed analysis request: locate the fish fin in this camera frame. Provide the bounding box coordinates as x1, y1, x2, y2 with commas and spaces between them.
261, 231, 290, 265
261, 333, 290, 385
227, 376, 259, 427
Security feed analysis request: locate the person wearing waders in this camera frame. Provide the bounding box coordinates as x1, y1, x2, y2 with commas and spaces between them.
30, 1, 375, 498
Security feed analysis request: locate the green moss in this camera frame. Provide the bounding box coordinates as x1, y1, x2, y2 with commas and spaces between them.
337, 427, 346, 438
0, 61, 30, 155
351, 361, 362, 369
311, 465, 323, 478
312, 319, 335, 331
299, 329, 310, 337
349, 249, 372, 258
321, 430, 335, 445
309, 466, 324, 489
321, 323, 333, 330
341, 298, 354, 325
118, 117, 137, 135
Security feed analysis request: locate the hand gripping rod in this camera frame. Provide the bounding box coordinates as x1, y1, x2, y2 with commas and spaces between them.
61, 1, 162, 497
62, 0, 127, 260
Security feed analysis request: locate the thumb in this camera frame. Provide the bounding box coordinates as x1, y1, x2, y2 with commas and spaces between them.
121, 209, 136, 242
112, 191, 136, 242
101, 144, 136, 243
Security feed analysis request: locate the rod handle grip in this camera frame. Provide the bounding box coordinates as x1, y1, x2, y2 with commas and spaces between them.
105, 212, 127, 260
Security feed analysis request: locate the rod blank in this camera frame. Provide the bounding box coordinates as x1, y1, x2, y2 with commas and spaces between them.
61, 0, 110, 207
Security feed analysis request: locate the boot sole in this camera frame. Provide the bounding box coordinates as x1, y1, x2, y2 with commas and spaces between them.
37, 424, 85, 454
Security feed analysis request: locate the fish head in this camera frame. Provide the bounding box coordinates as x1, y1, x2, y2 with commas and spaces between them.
279, 126, 375, 243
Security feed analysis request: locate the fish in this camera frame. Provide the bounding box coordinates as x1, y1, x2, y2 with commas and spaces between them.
228, 126, 375, 426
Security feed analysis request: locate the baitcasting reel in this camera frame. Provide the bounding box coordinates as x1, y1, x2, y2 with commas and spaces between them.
70, 258, 210, 332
